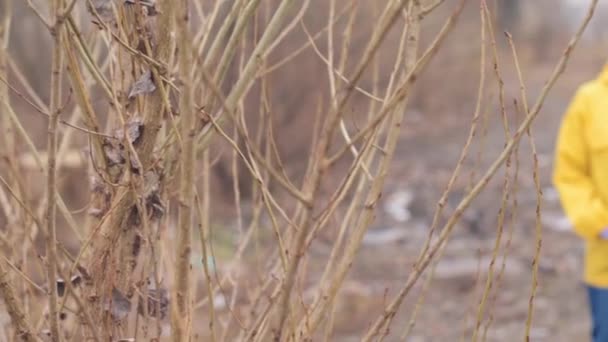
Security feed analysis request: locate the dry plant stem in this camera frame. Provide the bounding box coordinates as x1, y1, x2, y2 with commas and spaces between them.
464, 250, 485, 342
195, 163, 218, 341
172, 0, 195, 337
300, 6, 374, 177
0, 254, 46, 295
291, 5, 377, 246
415, 0, 485, 270
205, 111, 290, 269
480, 30, 527, 340
400, 247, 440, 341
300, 4, 459, 331
219, 35, 249, 342
273, 1, 414, 339
420, 0, 446, 17
402, 3, 486, 336
482, 116, 521, 341
0, 73, 108, 140
198, 0, 298, 150
260, 3, 353, 76
524, 129, 543, 341
507, 33, 543, 342
7, 57, 47, 111
46, 0, 66, 339
482, 1, 509, 138
201, 0, 247, 66
198, 68, 304, 224
266, 0, 311, 55
327, 0, 412, 124
0, 261, 40, 342
57, 269, 102, 342
468, 94, 493, 192
357, 6, 423, 341
202, 71, 309, 204
299, 2, 465, 337
325, 4, 459, 166
1, 71, 85, 248
63, 32, 107, 172
323, 302, 338, 342
87, 0, 175, 310
64, 18, 113, 99
25, 0, 51, 29
0, 0, 14, 198
301, 21, 383, 104
472, 158, 510, 342
471, 3, 510, 338
0, 172, 52, 324
507, 33, 542, 341
207, 0, 263, 90
303, 128, 377, 253
193, 0, 227, 59
306, 53, 383, 332
383, 10, 411, 102
364, 0, 597, 338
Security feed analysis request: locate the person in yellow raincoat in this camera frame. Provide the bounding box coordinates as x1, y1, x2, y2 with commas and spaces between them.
553, 65, 608, 342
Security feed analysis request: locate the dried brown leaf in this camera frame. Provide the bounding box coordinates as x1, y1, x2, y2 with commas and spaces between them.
104, 288, 132, 321
128, 70, 156, 99
87, 0, 115, 23
103, 141, 125, 166
115, 116, 144, 145
124, 0, 158, 16
137, 287, 169, 319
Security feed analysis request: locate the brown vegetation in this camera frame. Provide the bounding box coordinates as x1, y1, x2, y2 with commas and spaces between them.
0, 0, 602, 341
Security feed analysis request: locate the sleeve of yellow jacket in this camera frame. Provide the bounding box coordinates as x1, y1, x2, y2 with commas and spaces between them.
553, 86, 608, 240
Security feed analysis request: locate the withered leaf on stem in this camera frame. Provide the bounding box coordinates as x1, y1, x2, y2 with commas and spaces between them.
129, 153, 142, 174
104, 287, 132, 321
128, 70, 156, 99
166, 78, 182, 117
147, 194, 165, 220
144, 170, 165, 219
143, 170, 160, 197
89, 176, 111, 218
127, 205, 142, 228
102, 139, 125, 166
86, 0, 116, 23
137, 287, 169, 319
88, 207, 104, 218
114, 116, 144, 146
124, 0, 158, 16
132, 233, 142, 259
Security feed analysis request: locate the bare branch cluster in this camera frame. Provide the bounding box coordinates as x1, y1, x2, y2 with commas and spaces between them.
0, 0, 598, 341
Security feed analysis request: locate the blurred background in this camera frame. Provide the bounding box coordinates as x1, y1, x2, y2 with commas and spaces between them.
2, 0, 608, 340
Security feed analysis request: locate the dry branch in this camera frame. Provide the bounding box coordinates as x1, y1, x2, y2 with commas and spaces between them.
172, 0, 195, 338
45, 0, 66, 339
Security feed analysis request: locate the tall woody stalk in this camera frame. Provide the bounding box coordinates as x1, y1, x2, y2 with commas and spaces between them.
46, 0, 65, 340
172, 0, 196, 338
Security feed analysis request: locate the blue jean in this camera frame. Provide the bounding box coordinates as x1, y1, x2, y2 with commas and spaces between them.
588, 286, 608, 342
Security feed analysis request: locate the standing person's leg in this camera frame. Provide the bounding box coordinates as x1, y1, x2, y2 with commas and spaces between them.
589, 286, 599, 341
588, 286, 608, 342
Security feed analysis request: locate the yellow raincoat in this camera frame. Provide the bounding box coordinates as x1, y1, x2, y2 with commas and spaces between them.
553, 65, 608, 287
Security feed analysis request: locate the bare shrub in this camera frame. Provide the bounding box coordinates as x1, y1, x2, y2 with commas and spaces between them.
0, 0, 599, 341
